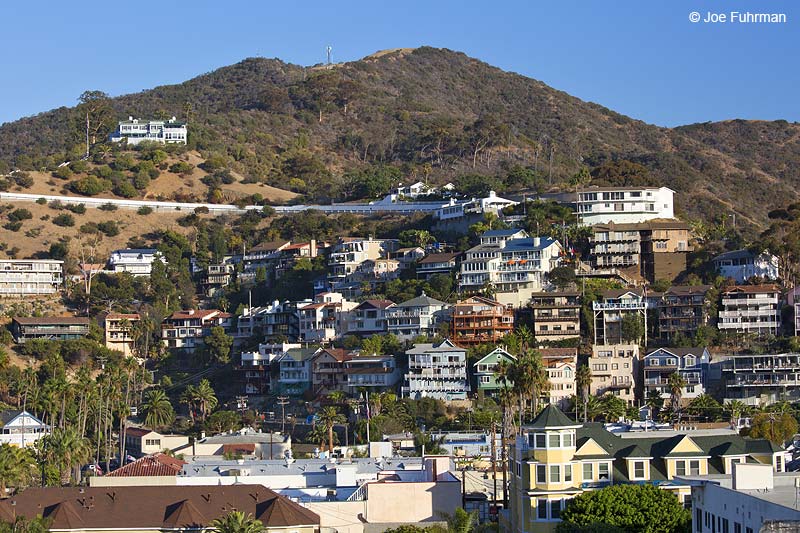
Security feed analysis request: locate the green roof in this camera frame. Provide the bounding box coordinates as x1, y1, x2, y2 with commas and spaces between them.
527, 405, 581, 429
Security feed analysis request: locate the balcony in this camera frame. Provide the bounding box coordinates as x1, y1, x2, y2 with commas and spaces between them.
593, 302, 648, 311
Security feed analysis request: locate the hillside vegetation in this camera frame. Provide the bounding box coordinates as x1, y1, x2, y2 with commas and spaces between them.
0, 47, 798, 231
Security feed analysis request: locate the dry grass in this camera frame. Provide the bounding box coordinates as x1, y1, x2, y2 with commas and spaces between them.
0, 201, 216, 258
17, 150, 297, 205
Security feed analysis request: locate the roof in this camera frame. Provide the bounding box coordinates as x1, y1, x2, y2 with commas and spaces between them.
527, 405, 581, 429
12, 316, 90, 325
406, 338, 466, 355
418, 252, 460, 264
454, 295, 506, 308
580, 186, 674, 193
314, 348, 353, 363
125, 427, 159, 437
723, 284, 781, 294
106, 453, 185, 477
250, 241, 290, 253
602, 288, 646, 299
167, 309, 231, 320
0, 410, 45, 426
591, 219, 689, 232
394, 292, 447, 308
105, 313, 141, 320
646, 347, 708, 358
664, 285, 711, 296
713, 249, 758, 262
1, 485, 320, 530
482, 229, 527, 238
280, 347, 318, 362
355, 299, 395, 310
539, 348, 578, 360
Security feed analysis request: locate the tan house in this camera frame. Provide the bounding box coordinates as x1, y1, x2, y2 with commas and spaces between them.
123, 428, 190, 458
0, 485, 321, 533
529, 292, 581, 341
310, 348, 353, 395
104, 313, 140, 357
542, 352, 577, 410
587, 344, 640, 406
450, 296, 514, 347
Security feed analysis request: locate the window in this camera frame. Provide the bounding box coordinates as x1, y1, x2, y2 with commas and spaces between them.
550, 465, 561, 483
516, 461, 521, 477
776, 455, 783, 472
633, 461, 645, 479
734, 523, 741, 533
563, 432, 574, 447
551, 500, 562, 520
676, 461, 687, 476
549, 433, 560, 448
598, 463, 609, 480
537, 464, 546, 483
535, 434, 546, 448
690, 460, 701, 475
537, 499, 548, 520
583, 463, 593, 481
565, 464, 572, 482
722, 519, 729, 533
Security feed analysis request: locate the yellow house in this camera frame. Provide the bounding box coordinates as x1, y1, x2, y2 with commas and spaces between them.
503, 405, 784, 533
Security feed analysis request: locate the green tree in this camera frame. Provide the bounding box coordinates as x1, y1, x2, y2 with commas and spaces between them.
748, 411, 798, 445
141, 389, 175, 430
317, 406, 346, 453
204, 326, 233, 364
194, 379, 218, 422
38, 427, 91, 484
205, 410, 241, 434
557, 484, 691, 533
210, 511, 265, 533
620, 313, 644, 344
0, 444, 36, 493
667, 373, 687, 423
575, 364, 592, 423
0, 516, 52, 533
685, 394, 722, 422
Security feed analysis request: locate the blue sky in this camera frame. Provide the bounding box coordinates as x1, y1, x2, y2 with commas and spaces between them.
0, 0, 797, 127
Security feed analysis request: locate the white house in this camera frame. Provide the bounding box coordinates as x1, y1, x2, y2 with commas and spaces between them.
576, 186, 674, 225
712, 249, 780, 283
110, 117, 187, 145
643, 347, 710, 401
298, 292, 357, 342
0, 259, 63, 296
108, 249, 164, 276
403, 339, 469, 401
345, 299, 394, 336
459, 229, 563, 307
435, 191, 517, 221
0, 410, 49, 447
385, 292, 451, 340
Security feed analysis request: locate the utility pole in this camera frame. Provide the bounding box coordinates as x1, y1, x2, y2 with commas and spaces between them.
85, 112, 90, 159
277, 396, 289, 434
491, 421, 498, 517
461, 463, 467, 509
501, 426, 508, 508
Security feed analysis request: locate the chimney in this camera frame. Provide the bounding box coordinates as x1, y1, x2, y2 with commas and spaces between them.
188, 309, 195, 316
533, 237, 541, 247
310, 239, 317, 258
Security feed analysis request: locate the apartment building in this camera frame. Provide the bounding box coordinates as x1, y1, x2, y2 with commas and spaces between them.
717, 284, 781, 336
0, 410, 49, 447
716, 352, 800, 405
712, 249, 780, 283
790, 286, 800, 337
416, 252, 460, 279
529, 291, 581, 341
199, 263, 234, 296
385, 292, 451, 340
344, 354, 402, 393
310, 348, 352, 395
658, 285, 712, 340
275, 347, 317, 396
543, 353, 577, 410
11, 316, 90, 343
589, 220, 691, 283
450, 296, 514, 347
393, 247, 425, 270
504, 405, 783, 533
592, 289, 650, 345
473, 347, 515, 397
643, 347, 710, 402
110, 116, 187, 145
104, 313, 140, 357
587, 344, 640, 405
345, 300, 394, 336
328, 237, 399, 281
0, 259, 63, 296
298, 292, 357, 342
108, 248, 164, 276
403, 339, 469, 401
237, 300, 310, 341
459, 229, 563, 307
161, 309, 233, 353
238, 342, 301, 395
576, 186, 675, 225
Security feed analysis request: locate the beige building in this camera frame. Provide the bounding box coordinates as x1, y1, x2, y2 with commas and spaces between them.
124, 428, 190, 457
543, 353, 576, 410
529, 292, 581, 341
104, 313, 140, 357
587, 344, 640, 406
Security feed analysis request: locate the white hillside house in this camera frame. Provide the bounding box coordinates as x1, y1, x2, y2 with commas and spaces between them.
110, 117, 187, 145
577, 186, 674, 225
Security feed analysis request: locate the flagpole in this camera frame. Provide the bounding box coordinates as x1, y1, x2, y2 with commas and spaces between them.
365, 390, 370, 444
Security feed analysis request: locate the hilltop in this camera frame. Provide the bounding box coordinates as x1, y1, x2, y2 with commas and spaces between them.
0, 47, 798, 232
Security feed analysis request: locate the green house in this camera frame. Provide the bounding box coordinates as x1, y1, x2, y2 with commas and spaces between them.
473, 347, 515, 396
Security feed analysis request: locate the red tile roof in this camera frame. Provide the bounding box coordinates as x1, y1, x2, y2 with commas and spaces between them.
106, 453, 185, 477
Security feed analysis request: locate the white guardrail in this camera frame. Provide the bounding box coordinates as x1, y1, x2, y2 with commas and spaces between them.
0, 192, 454, 215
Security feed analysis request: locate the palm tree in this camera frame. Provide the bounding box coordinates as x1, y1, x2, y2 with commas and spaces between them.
39, 427, 91, 484
645, 389, 664, 421
180, 384, 199, 423
575, 364, 592, 423
141, 389, 175, 430
0, 444, 36, 494
724, 400, 749, 429
667, 372, 687, 423
317, 407, 346, 454
686, 394, 723, 422
514, 325, 533, 352
210, 511, 265, 533
195, 379, 218, 422
584, 395, 603, 422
